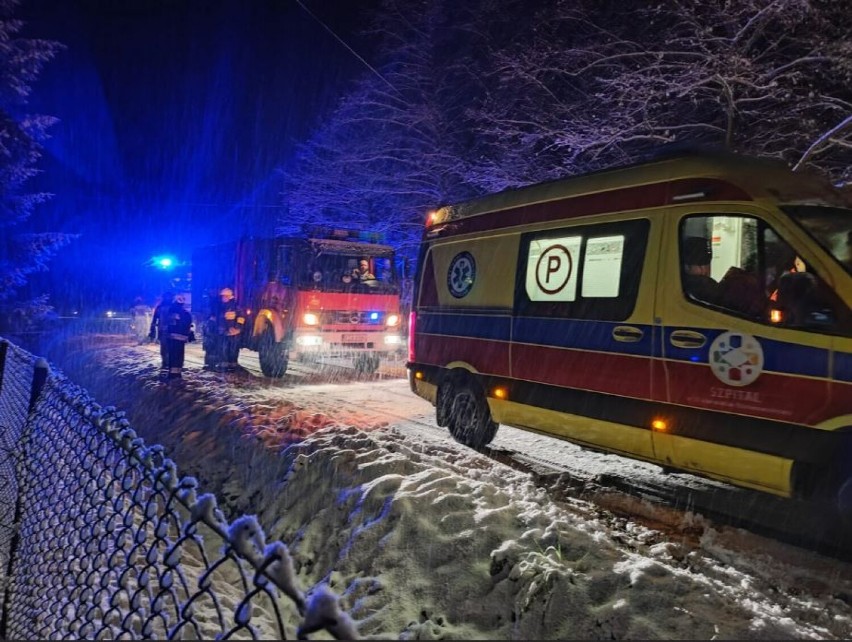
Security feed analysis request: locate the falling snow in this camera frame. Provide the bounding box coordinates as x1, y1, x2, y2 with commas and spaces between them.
22, 331, 852, 640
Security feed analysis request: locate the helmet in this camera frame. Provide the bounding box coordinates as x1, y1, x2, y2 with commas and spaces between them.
219, 288, 234, 299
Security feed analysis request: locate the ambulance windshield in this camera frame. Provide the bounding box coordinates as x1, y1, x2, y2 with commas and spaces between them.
783, 205, 852, 276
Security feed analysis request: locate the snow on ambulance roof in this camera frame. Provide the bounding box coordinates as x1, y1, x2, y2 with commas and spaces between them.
428, 152, 847, 228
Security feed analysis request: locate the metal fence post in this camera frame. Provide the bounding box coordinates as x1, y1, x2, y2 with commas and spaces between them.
0, 339, 8, 395
0, 358, 49, 638
27, 358, 48, 413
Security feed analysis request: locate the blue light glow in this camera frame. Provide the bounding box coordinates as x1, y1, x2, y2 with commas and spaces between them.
370, 312, 379, 320
152, 255, 176, 270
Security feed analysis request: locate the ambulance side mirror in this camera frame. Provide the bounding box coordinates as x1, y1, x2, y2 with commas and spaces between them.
804, 309, 834, 328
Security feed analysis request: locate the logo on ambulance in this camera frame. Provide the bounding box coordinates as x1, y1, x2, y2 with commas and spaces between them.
708, 331, 764, 387
447, 252, 476, 298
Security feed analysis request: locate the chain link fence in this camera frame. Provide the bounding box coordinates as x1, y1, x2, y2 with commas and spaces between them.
0, 338, 357, 640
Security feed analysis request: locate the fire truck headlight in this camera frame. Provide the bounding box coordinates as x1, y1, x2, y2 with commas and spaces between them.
385, 314, 400, 327
303, 312, 319, 325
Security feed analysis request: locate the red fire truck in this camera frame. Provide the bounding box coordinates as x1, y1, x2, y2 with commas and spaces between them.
192, 228, 403, 377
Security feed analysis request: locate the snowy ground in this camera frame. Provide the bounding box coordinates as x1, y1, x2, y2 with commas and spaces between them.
24, 332, 852, 639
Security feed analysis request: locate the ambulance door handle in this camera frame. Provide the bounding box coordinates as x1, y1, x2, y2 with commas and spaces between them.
670, 330, 707, 349
612, 326, 644, 343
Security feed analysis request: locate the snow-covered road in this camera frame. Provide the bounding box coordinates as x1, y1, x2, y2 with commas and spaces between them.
25, 332, 852, 639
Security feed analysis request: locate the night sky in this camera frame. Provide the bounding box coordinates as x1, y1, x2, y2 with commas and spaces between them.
19, 0, 377, 310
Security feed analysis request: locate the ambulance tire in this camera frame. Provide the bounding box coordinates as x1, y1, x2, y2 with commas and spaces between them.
435, 380, 452, 427
831, 434, 852, 526
836, 478, 852, 526
446, 378, 498, 449
258, 328, 288, 378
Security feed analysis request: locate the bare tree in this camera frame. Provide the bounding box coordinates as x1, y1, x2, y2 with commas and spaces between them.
281, 0, 852, 261
469, 0, 852, 185
280, 0, 511, 259
0, 0, 74, 315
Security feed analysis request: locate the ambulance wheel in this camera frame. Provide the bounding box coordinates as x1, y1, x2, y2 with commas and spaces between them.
831, 435, 852, 526
446, 378, 498, 449
258, 329, 288, 378
835, 477, 852, 525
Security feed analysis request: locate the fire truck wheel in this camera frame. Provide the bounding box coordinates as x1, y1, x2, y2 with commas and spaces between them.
446, 378, 499, 449
258, 329, 288, 378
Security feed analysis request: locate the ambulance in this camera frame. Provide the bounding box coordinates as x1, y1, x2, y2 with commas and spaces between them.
407, 152, 852, 507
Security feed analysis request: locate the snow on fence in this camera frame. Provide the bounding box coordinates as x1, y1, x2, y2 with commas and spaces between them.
0, 338, 357, 640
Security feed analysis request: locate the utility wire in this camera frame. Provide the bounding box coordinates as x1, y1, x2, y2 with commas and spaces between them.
293, 0, 399, 95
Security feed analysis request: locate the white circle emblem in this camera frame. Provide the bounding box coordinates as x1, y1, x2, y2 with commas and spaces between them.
447, 252, 476, 298
708, 331, 764, 387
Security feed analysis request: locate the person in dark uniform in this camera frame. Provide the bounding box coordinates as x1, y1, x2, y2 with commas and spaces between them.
352, 258, 376, 281
149, 291, 176, 380
681, 236, 720, 305
205, 287, 245, 370
163, 296, 194, 380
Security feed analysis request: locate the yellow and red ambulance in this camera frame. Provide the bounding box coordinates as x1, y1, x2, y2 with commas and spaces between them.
407, 152, 852, 506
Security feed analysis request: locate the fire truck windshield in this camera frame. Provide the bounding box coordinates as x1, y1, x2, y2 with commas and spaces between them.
300, 252, 398, 294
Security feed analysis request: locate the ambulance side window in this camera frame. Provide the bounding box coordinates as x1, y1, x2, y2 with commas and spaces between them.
515, 219, 650, 321
680, 215, 852, 335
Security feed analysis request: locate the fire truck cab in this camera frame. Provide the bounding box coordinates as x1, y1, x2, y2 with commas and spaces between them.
192, 228, 404, 377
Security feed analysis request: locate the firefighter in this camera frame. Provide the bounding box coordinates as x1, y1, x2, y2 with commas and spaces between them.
206, 287, 245, 370
149, 291, 175, 379
352, 258, 376, 281
163, 296, 194, 380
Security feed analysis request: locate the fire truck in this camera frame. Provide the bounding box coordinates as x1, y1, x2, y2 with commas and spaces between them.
191, 228, 404, 377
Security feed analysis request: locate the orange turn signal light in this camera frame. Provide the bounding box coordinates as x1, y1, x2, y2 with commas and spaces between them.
770, 309, 783, 324
651, 419, 668, 432
493, 386, 508, 400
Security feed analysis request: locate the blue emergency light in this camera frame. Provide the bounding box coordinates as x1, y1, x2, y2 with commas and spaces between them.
151, 255, 177, 270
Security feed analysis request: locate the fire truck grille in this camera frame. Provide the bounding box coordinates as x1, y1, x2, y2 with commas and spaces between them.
322, 310, 384, 325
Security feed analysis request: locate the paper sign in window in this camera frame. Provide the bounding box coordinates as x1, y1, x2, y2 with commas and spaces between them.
581, 235, 623, 298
